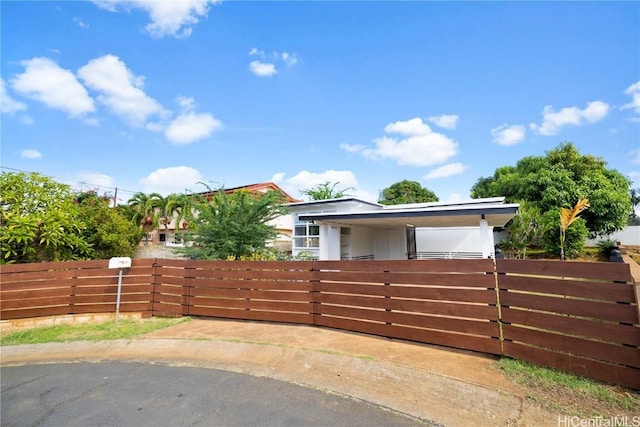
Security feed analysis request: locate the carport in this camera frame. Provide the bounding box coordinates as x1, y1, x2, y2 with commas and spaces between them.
297, 198, 519, 260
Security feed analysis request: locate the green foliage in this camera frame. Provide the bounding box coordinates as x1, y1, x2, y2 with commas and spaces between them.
499, 201, 547, 259
470, 143, 631, 237
1, 172, 91, 263
378, 180, 439, 205
596, 239, 618, 257
76, 192, 143, 259
180, 189, 287, 260
300, 182, 354, 200
541, 209, 589, 259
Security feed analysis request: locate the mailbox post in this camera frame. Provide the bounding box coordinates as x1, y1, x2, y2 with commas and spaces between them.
108, 257, 132, 323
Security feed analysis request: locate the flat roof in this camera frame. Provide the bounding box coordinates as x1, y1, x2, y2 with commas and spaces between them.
298, 203, 519, 228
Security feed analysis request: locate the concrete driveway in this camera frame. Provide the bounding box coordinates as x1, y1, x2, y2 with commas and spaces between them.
1, 318, 555, 426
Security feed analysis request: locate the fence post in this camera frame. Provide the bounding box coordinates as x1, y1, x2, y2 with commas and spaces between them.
150, 258, 159, 317
183, 259, 194, 317
69, 267, 78, 315
311, 260, 320, 326
493, 258, 505, 355
621, 251, 640, 324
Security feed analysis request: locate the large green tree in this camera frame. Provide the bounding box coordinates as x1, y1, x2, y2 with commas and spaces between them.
76, 191, 143, 259
179, 189, 287, 260
378, 180, 439, 205
1, 172, 91, 263
470, 143, 631, 237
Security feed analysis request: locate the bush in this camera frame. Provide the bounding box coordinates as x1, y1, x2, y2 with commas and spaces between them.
541, 209, 589, 259
596, 239, 618, 257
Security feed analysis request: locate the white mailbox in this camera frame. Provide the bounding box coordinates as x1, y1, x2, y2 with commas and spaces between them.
108, 257, 132, 269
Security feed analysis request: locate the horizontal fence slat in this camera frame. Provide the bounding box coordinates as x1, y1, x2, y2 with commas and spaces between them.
317, 304, 498, 336
496, 259, 633, 283
503, 324, 640, 369
0, 306, 72, 320
317, 293, 497, 320
315, 316, 501, 355
315, 259, 495, 273
498, 275, 635, 302
317, 283, 496, 304
189, 306, 312, 324
499, 290, 638, 324
189, 279, 313, 292
1, 296, 71, 310
502, 307, 640, 346
502, 341, 640, 390
314, 271, 494, 287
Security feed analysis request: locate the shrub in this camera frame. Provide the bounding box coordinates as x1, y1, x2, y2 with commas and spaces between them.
596, 239, 618, 257
541, 209, 589, 259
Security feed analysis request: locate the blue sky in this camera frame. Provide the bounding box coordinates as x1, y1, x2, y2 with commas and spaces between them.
2, 1, 639, 203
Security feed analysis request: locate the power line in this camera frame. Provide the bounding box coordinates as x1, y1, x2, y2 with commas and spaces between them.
0, 166, 141, 196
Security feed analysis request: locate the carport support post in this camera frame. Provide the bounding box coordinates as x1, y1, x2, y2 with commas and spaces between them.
479, 216, 492, 258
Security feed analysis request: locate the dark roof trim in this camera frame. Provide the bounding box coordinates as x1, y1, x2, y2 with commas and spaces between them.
299, 205, 519, 222
286, 197, 382, 208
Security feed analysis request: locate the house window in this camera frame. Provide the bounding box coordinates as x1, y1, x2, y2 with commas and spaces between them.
159, 233, 166, 242
293, 222, 320, 249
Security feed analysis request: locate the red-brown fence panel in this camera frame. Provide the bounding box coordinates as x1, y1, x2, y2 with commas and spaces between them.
496, 259, 639, 389
185, 260, 314, 325
312, 259, 501, 355
1, 259, 154, 320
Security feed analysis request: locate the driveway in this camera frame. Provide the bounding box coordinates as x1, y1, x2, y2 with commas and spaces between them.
1, 318, 554, 426
1, 362, 425, 426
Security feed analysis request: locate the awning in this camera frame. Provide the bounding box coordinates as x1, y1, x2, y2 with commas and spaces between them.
298, 204, 519, 228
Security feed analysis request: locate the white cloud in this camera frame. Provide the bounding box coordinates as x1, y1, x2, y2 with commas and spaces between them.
248, 48, 298, 77
1, 78, 28, 114
622, 81, 640, 118
357, 117, 458, 167
423, 162, 467, 180
165, 111, 223, 144
273, 170, 376, 202
629, 171, 640, 188
93, 0, 219, 38
281, 52, 298, 67
77, 171, 115, 189
11, 57, 95, 117
140, 166, 204, 195
630, 149, 640, 166
441, 193, 467, 203
427, 114, 459, 130
21, 149, 42, 159
339, 143, 365, 153
163, 96, 223, 144
78, 54, 166, 127
249, 60, 277, 77
491, 123, 526, 146
74, 17, 89, 29
529, 100, 609, 136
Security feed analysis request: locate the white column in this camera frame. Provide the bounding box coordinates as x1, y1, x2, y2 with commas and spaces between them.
479, 217, 493, 258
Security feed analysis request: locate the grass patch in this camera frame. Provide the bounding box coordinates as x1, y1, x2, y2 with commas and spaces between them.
1, 317, 190, 346
498, 358, 640, 417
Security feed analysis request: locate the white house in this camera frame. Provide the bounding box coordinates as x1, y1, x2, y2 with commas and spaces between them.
287, 197, 519, 260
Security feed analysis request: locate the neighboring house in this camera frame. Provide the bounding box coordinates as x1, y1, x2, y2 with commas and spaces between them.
286, 197, 519, 260
144, 182, 299, 252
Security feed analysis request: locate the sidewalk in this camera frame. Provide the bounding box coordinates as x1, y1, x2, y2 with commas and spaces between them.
1, 318, 556, 426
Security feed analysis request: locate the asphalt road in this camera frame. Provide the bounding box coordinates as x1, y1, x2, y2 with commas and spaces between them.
1, 362, 429, 427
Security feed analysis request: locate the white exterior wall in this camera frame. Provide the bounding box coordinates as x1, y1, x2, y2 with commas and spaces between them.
374, 229, 407, 260
349, 226, 375, 259
415, 227, 495, 259
585, 226, 640, 247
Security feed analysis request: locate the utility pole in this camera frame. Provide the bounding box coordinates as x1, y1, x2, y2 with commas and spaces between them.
113, 187, 118, 208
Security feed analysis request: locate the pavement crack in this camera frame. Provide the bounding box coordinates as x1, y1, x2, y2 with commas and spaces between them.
1, 374, 49, 394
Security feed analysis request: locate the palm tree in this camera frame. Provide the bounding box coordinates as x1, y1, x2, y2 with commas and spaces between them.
559, 199, 589, 261
127, 192, 162, 245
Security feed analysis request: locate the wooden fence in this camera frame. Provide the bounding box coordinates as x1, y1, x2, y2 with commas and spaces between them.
1, 258, 638, 389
